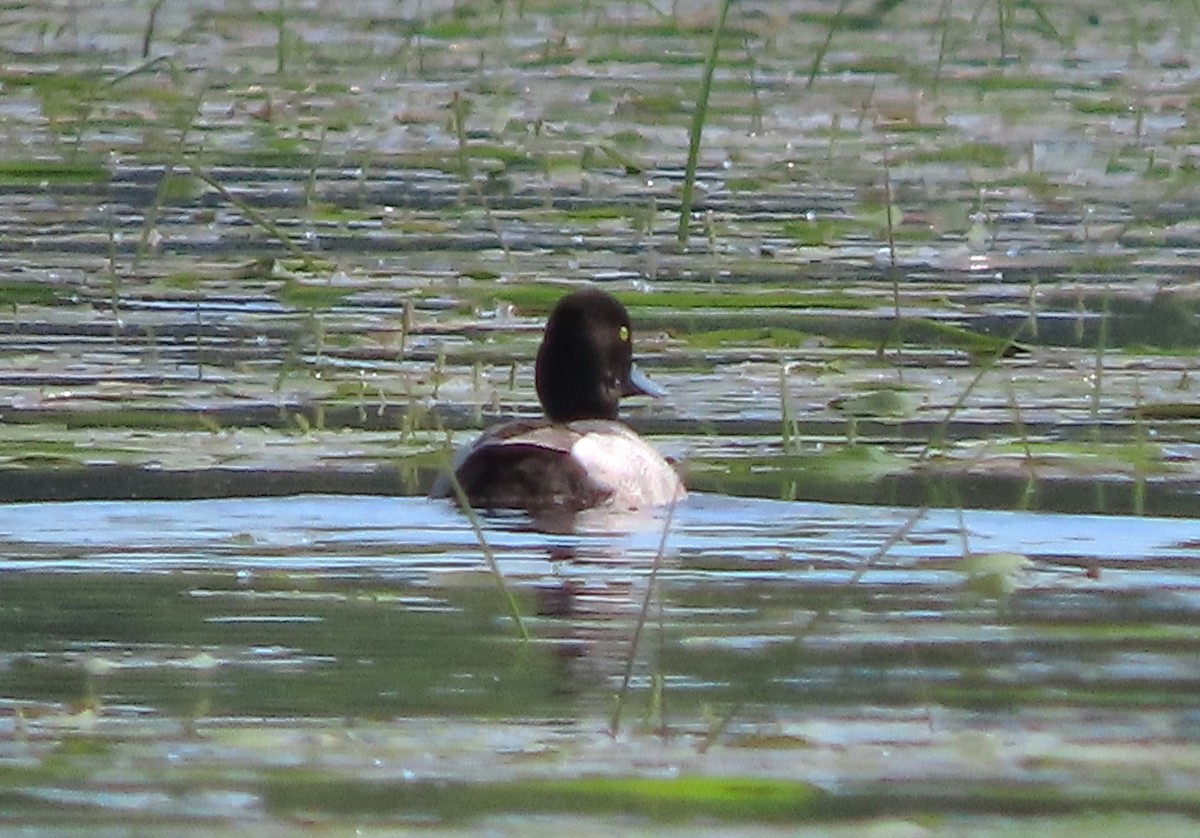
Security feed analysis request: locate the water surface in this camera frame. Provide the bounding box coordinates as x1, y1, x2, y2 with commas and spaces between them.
3, 0, 1200, 832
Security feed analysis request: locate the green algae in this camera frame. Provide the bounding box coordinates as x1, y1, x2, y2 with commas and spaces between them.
262, 775, 828, 823
0, 159, 108, 185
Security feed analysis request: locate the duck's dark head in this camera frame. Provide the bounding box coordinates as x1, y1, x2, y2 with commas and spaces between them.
534, 288, 660, 423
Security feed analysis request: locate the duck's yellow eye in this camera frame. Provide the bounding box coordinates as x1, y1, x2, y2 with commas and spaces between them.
618, 325, 630, 342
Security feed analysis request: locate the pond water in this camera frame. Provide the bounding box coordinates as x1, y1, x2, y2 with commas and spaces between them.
4, 493, 1200, 832
2, 0, 1200, 833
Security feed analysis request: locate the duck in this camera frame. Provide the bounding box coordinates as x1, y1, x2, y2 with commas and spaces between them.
432, 288, 685, 514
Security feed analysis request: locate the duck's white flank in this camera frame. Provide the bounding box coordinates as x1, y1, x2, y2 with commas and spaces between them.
570, 424, 684, 510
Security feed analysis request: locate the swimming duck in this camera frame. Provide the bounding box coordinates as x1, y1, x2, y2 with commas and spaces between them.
432, 288, 685, 513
